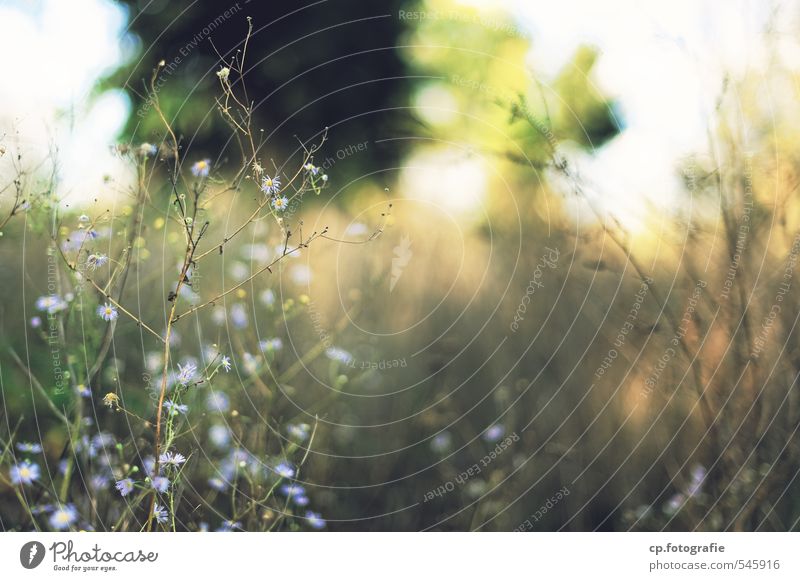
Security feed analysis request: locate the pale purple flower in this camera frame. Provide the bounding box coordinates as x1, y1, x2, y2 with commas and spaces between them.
216, 520, 242, 532
16, 442, 42, 454
176, 362, 196, 385
664, 493, 686, 515
261, 175, 281, 195
286, 423, 310, 441
325, 347, 352, 364
259, 338, 283, 351
190, 159, 211, 178
30, 316, 42, 328
36, 294, 67, 314
209, 425, 231, 448
230, 303, 248, 329
305, 511, 326, 530
49, 504, 78, 530
271, 195, 289, 211
206, 392, 230, 413
10, 461, 40, 485
687, 465, 707, 497
280, 483, 306, 498
97, 303, 118, 322
115, 478, 134, 497
159, 451, 186, 469
483, 424, 505, 443
274, 462, 295, 479
260, 289, 276, 306
163, 400, 189, 415
220, 355, 232, 372
153, 504, 169, 524
86, 253, 109, 270
431, 431, 452, 453
208, 476, 228, 492
151, 476, 170, 493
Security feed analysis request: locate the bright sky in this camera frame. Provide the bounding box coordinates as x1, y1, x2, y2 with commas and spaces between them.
450, 0, 794, 229
1, 0, 796, 221
508, 0, 787, 228
0, 0, 132, 207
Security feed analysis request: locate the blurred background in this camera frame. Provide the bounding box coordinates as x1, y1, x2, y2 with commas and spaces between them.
2, 0, 800, 531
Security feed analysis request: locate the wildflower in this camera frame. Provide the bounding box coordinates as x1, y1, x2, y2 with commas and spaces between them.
242, 352, 259, 374
216, 520, 241, 532
176, 362, 197, 385
321, 174, 328, 182
216, 67, 230, 81
271, 195, 289, 211
483, 424, 505, 443
30, 316, 42, 328
86, 253, 109, 270
261, 175, 281, 195
31, 504, 54, 515
325, 347, 353, 364
211, 306, 226, 326
230, 303, 248, 329
153, 504, 169, 524
220, 355, 232, 372
10, 461, 40, 485
77, 384, 91, 397
159, 451, 187, 470
151, 476, 170, 493
287, 423, 311, 441
115, 478, 134, 497
97, 303, 118, 322
687, 465, 706, 497
274, 462, 295, 479
35, 294, 67, 314
191, 159, 211, 178
305, 511, 326, 530
304, 162, 319, 175
163, 400, 188, 415
139, 143, 158, 158
208, 476, 228, 492
664, 493, 686, 515
49, 505, 78, 530
90, 475, 110, 490
102, 393, 119, 408
79, 214, 90, 223
260, 338, 283, 351
91, 432, 115, 451
280, 483, 306, 498
142, 456, 156, 477
294, 495, 310, 507
16, 442, 43, 454
430, 431, 453, 453
209, 425, 231, 448
206, 392, 230, 413
260, 289, 276, 306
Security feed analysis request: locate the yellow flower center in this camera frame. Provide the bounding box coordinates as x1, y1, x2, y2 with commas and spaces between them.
19, 467, 31, 478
